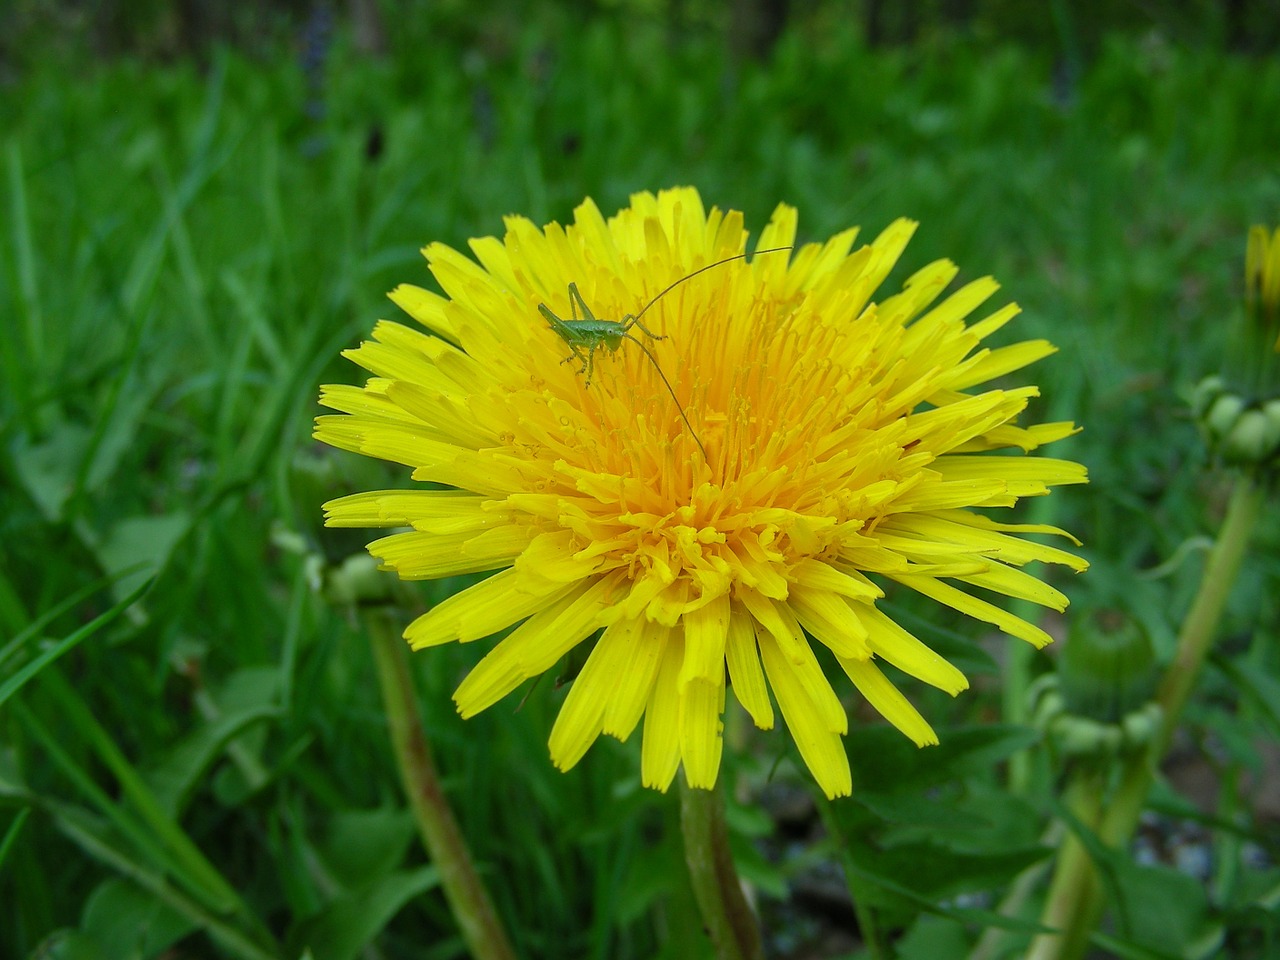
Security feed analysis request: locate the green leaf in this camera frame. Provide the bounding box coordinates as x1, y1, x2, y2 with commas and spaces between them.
895, 914, 973, 960
316, 807, 417, 891
846, 724, 1040, 794
96, 513, 191, 603
850, 837, 1051, 907
12, 422, 92, 521
836, 849, 1052, 936
287, 866, 442, 960
1102, 859, 1223, 959
0, 577, 152, 711
25, 929, 105, 960
854, 788, 990, 829
144, 701, 279, 819
0, 807, 30, 869
81, 878, 196, 960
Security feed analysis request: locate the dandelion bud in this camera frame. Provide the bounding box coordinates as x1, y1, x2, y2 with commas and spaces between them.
1041, 613, 1161, 761
1203, 391, 1247, 442
1059, 610, 1155, 724
324, 553, 399, 606
1196, 226, 1280, 473
1189, 375, 1225, 420
1120, 702, 1163, 749
1221, 407, 1273, 465
1052, 716, 1109, 758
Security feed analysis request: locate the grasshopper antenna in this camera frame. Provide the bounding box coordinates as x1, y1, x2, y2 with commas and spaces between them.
625, 334, 708, 460
630, 246, 793, 325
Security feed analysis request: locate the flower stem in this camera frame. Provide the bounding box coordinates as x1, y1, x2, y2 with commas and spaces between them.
1028, 474, 1265, 960
1025, 768, 1106, 960
679, 779, 764, 960
366, 610, 518, 960
1095, 474, 1265, 848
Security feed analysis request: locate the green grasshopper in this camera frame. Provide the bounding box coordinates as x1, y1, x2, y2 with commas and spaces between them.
538, 247, 792, 459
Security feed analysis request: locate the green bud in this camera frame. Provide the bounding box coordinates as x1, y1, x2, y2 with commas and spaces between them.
1205, 392, 1247, 440
1050, 715, 1107, 758
1028, 677, 1065, 729
1120, 703, 1163, 750
1222, 407, 1274, 465
1264, 399, 1280, 450
324, 553, 399, 606
1059, 610, 1156, 724
1189, 375, 1225, 420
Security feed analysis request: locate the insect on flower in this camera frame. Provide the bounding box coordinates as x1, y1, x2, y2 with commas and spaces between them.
538, 248, 793, 458
316, 187, 1090, 800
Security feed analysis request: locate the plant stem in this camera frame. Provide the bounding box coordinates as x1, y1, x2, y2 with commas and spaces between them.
366, 610, 518, 960
1028, 474, 1265, 960
1150, 476, 1265, 757
679, 779, 764, 960
1025, 768, 1105, 960
1097, 475, 1264, 852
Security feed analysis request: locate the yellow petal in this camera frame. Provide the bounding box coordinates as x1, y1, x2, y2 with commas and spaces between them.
679, 678, 725, 789
388, 283, 459, 341
758, 633, 852, 799
739, 591, 846, 734
859, 604, 968, 694
838, 656, 938, 747
404, 567, 575, 648
323, 490, 491, 530
725, 604, 773, 729
453, 576, 616, 717
603, 619, 668, 741
367, 526, 531, 580
787, 584, 871, 660
789, 558, 882, 601
681, 592, 730, 687
548, 621, 636, 770
641, 636, 684, 792
933, 455, 1089, 489
893, 572, 1054, 648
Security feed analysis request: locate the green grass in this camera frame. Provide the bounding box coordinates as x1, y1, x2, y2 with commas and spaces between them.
3, 8, 1280, 959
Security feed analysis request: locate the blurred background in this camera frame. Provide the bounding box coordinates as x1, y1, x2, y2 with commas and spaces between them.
2, 2, 1279, 958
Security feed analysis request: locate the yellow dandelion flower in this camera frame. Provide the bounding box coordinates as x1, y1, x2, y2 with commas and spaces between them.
316, 187, 1088, 799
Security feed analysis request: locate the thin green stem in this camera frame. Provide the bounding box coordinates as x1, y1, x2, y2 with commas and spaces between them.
365, 610, 518, 960
1099, 475, 1264, 851
679, 779, 763, 960
1028, 474, 1265, 960
1025, 768, 1106, 960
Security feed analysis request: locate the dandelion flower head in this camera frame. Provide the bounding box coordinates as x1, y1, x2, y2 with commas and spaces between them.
316, 187, 1087, 799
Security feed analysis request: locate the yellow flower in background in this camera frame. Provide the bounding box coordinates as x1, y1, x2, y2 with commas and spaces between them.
1245, 224, 1280, 349
316, 187, 1087, 799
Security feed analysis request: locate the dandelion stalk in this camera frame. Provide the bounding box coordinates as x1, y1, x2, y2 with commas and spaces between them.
1096, 475, 1264, 851
679, 780, 763, 960
365, 609, 518, 960
1025, 768, 1106, 960
1030, 474, 1264, 960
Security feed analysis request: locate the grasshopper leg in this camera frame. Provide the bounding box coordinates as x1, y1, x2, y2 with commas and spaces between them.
622, 313, 666, 341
